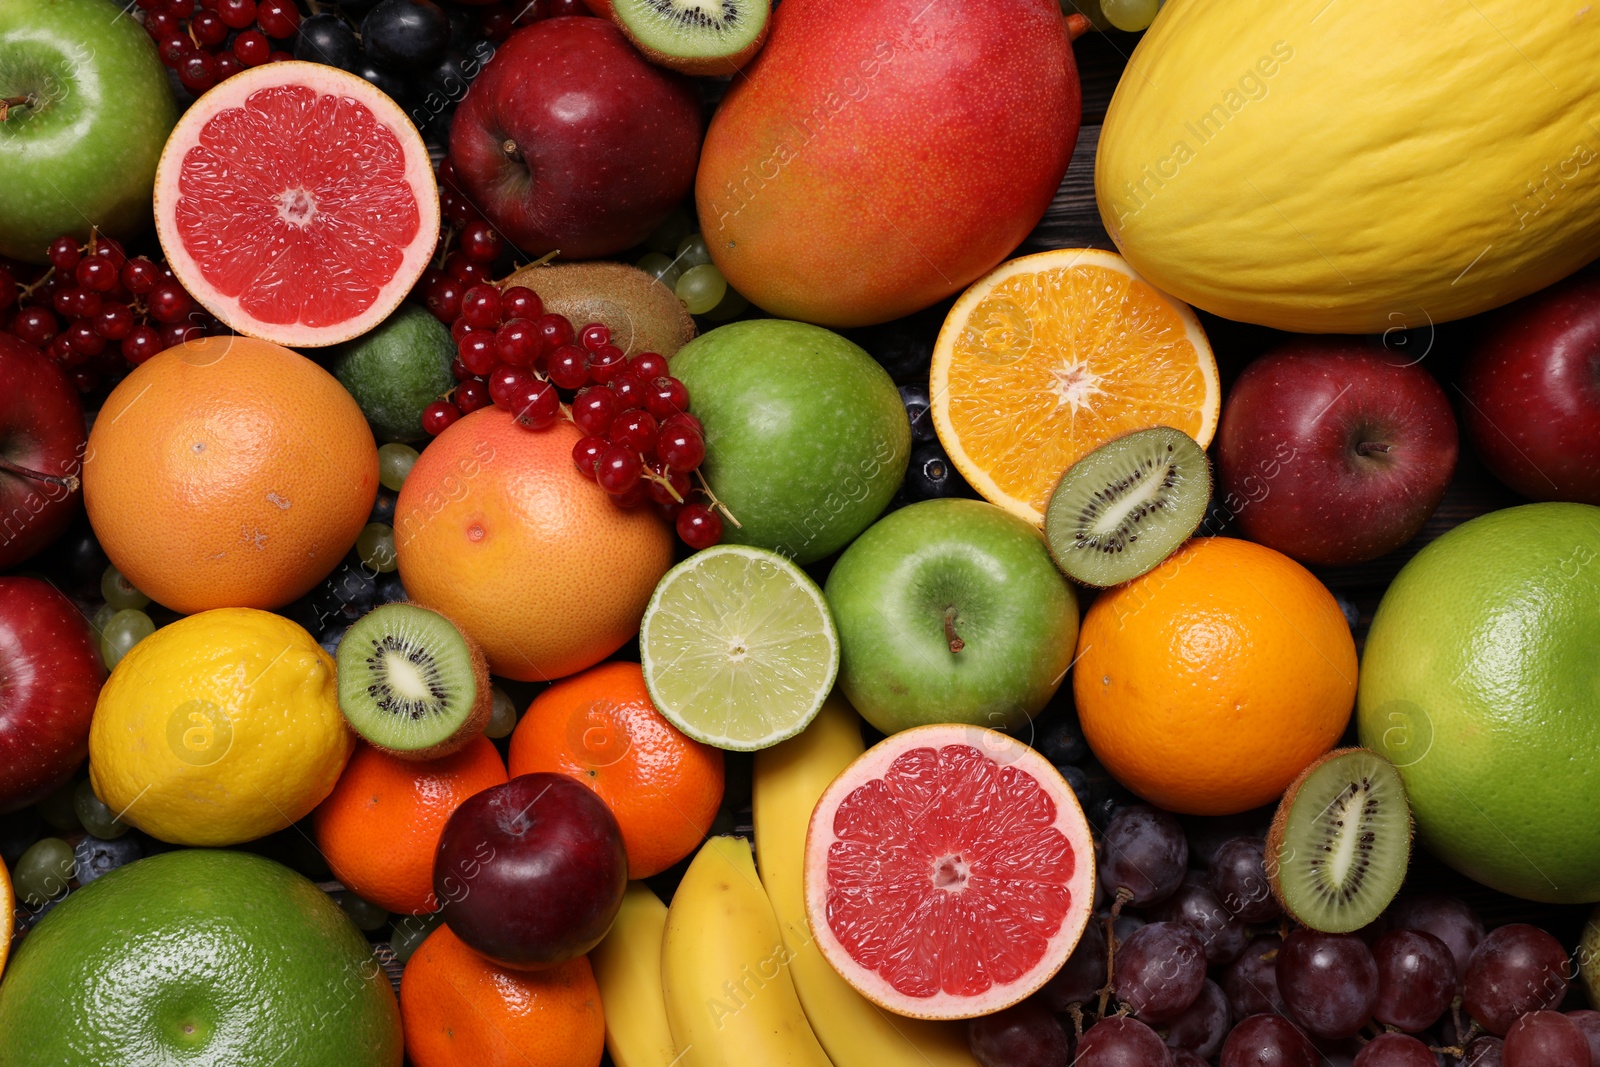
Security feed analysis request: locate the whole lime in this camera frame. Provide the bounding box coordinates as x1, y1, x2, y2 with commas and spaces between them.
672, 319, 910, 564
1358, 502, 1600, 902
0, 849, 401, 1066
331, 304, 455, 442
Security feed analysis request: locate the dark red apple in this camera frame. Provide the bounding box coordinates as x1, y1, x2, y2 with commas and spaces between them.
435, 771, 627, 969
0, 334, 86, 570
448, 18, 703, 259
1461, 273, 1600, 505
0, 577, 105, 813
1216, 339, 1458, 566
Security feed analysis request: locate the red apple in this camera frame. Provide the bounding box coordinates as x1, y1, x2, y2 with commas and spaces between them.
1216, 340, 1459, 566
0, 334, 87, 570
434, 772, 627, 969
0, 577, 105, 813
448, 18, 703, 259
1461, 273, 1600, 505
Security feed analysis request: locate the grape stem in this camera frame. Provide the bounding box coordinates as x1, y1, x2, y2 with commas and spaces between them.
1096, 886, 1133, 1018
691, 470, 742, 529
0, 456, 79, 493
1065, 13, 1093, 39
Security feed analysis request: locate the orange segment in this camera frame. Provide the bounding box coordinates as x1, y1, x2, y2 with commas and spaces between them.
931, 249, 1219, 524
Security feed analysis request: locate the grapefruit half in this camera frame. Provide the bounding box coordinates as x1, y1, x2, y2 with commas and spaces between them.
154, 62, 438, 347
804, 724, 1095, 1019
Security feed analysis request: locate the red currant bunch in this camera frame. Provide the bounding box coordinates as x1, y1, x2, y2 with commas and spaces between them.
141, 0, 301, 95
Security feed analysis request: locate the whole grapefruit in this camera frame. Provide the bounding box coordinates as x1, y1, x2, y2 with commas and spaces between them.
395, 410, 674, 681
82, 336, 378, 614
1358, 503, 1600, 903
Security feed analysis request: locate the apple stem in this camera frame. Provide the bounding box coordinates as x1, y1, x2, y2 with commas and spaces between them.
0, 456, 79, 493
1065, 12, 1093, 39
501, 139, 524, 164
1356, 441, 1392, 456
0, 96, 31, 123
943, 606, 965, 653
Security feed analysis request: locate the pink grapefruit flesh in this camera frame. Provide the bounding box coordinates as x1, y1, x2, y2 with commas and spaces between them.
804, 724, 1095, 1020
154, 61, 439, 348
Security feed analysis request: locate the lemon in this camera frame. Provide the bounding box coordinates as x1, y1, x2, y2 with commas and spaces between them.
89, 608, 353, 847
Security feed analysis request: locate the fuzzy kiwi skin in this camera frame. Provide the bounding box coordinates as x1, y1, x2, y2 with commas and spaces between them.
500, 261, 695, 358
615, 10, 769, 77
1264, 746, 1414, 927
359, 607, 494, 762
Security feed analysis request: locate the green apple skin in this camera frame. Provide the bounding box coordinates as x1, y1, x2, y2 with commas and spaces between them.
825, 498, 1080, 736
0, 0, 178, 262
671, 319, 910, 565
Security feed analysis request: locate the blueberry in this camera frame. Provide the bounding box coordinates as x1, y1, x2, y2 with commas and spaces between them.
903, 441, 967, 500
1036, 715, 1088, 766
1330, 589, 1360, 631
369, 488, 398, 527
311, 563, 377, 629
319, 626, 347, 659
375, 571, 408, 604
293, 13, 360, 71
847, 304, 944, 382
897, 383, 935, 443
73, 834, 143, 886
1057, 763, 1093, 812
361, 0, 450, 74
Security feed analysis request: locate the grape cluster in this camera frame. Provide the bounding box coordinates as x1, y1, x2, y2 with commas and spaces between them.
138, 0, 304, 95
637, 224, 748, 321
968, 802, 1594, 1067
0, 234, 216, 394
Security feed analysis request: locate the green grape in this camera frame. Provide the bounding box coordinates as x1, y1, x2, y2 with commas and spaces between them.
339, 892, 390, 932
390, 910, 443, 963
358, 523, 398, 574
37, 778, 82, 832
484, 686, 517, 739
101, 608, 155, 669
676, 264, 728, 316
73, 781, 129, 840
100, 565, 150, 611
15, 837, 74, 906
701, 286, 751, 323
636, 252, 682, 291
675, 233, 712, 270
91, 602, 116, 634
1100, 0, 1158, 30
645, 207, 694, 255
377, 443, 419, 492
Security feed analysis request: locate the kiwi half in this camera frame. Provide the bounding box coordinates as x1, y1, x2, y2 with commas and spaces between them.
1043, 425, 1210, 587
336, 603, 491, 760
500, 261, 695, 358
609, 0, 769, 76
1266, 748, 1412, 933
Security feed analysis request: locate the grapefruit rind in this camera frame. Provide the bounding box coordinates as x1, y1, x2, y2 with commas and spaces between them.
930, 248, 1219, 526
153, 61, 439, 348
803, 724, 1096, 1020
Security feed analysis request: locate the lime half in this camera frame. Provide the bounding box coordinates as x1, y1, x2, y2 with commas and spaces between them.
641, 545, 839, 751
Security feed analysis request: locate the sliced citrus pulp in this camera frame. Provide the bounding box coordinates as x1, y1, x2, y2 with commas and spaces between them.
804, 724, 1095, 1019
640, 544, 838, 752
931, 248, 1219, 524
154, 61, 438, 347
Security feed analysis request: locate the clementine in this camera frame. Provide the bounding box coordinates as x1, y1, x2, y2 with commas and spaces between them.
401, 924, 604, 1067
82, 335, 378, 613
313, 736, 506, 915
1073, 536, 1357, 816
508, 661, 724, 878
394, 409, 674, 681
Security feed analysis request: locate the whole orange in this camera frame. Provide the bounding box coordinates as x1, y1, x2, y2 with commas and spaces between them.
508, 661, 724, 878
395, 409, 674, 681
1073, 537, 1357, 816
313, 737, 506, 915
82, 335, 377, 613
401, 924, 604, 1067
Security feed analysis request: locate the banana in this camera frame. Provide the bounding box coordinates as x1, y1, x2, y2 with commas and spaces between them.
752, 694, 982, 1067
591, 882, 678, 1067
662, 835, 834, 1067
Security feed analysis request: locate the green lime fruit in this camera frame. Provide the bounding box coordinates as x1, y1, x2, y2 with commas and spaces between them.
1358, 502, 1600, 903
331, 304, 455, 443
671, 319, 910, 564
0, 0, 178, 262
0, 849, 402, 1066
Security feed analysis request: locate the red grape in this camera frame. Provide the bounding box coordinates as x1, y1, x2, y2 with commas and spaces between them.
1372, 928, 1454, 1032
1076, 1016, 1173, 1067
1503, 1010, 1589, 1067
547, 344, 589, 390
571, 386, 618, 437
572, 435, 607, 479
1219, 1013, 1316, 1067
1114, 921, 1207, 1023
1276, 929, 1378, 1039
421, 400, 460, 435
1463, 1036, 1504, 1066
596, 446, 642, 494
1164, 979, 1230, 1059
1566, 1010, 1600, 1064
1387, 895, 1483, 991
1100, 806, 1187, 907
965, 998, 1069, 1067
1171, 1053, 1208, 1067
1226, 938, 1286, 1020
675, 504, 722, 549
1150, 873, 1249, 965
1208, 836, 1282, 924
1463, 924, 1569, 1035
1350, 1032, 1435, 1066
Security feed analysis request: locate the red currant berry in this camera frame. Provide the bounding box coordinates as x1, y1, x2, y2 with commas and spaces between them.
267, 51, 294, 64
421, 400, 461, 436
645, 375, 690, 419
138, 0, 164, 11
234, 29, 271, 66
216, 0, 256, 29
442, 190, 479, 228
595, 446, 643, 495
461, 220, 505, 264
488, 366, 532, 411
610, 410, 659, 455
159, 319, 201, 348
572, 435, 607, 479
459, 284, 503, 329
579, 322, 611, 351
450, 357, 471, 381
513, 380, 560, 430
534, 312, 575, 351
547, 0, 587, 16
145, 10, 181, 38
122, 325, 164, 365
450, 316, 477, 346
587, 343, 627, 384
94, 303, 136, 341
12, 307, 58, 348
178, 51, 218, 93
191, 9, 228, 45
445, 252, 488, 285
610, 481, 648, 509
158, 33, 194, 67
571, 386, 618, 437
256, 0, 301, 37
630, 351, 668, 380
547, 344, 589, 390
658, 415, 706, 470
50, 333, 83, 366
49, 287, 77, 318
676, 504, 723, 550
74, 256, 117, 293
481, 4, 513, 39
89, 237, 126, 271
47, 237, 82, 272
501, 286, 542, 321
66, 320, 106, 356
165, 0, 194, 15
70, 367, 99, 394
459, 333, 496, 376
425, 275, 465, 323
494, 319, 541, 368
647, 466, 690, 506
63, 287, 102, 319
215, 53, 243, 81
456, 377, 490, 414
608, 371, 644, 411
121, 257, 160, 295
148, 281, 194, 324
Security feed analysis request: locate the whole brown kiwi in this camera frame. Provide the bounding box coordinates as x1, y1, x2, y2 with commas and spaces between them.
501, 261, 696, 359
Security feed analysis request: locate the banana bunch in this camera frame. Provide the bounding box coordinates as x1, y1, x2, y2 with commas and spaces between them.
590, 882, 678, 1067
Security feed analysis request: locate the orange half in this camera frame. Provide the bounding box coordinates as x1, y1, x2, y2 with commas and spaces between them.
930, 249, 1220, 524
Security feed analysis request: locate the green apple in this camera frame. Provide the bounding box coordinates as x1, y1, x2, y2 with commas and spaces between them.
825, 498, 1079, 735
671, 319, 909, 565
0, 0, 178, 262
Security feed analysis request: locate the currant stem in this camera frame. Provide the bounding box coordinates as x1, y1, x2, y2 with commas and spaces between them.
943, 606, 964, 653
641, 467, 685, 504
692, 469, 742, 529
0, 456, 79, 492
18, 265, 55, 304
